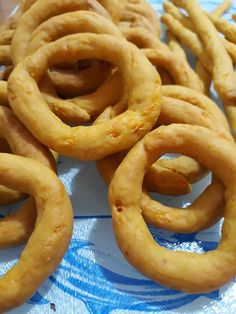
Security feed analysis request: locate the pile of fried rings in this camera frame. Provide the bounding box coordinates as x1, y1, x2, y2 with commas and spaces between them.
1, 0, 236, 311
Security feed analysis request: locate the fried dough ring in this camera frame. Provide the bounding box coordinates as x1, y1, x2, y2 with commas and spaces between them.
162, 85, 230, 130
99, 96, 228, 209
39, 69, 123, 123
48, 61, 110, 98
25, 11, 124, 122
97, 0, 122, 24
8, 33, 161, 160
120, 26, 203, 92
0, 153, 73, 312
109, 124, 236, 293
96, 86, 232, 196
11, 0, 111, 65
123, 1, 160, 37
0, 107, 56, 247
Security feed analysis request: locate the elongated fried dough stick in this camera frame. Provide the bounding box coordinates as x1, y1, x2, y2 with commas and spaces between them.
212, 0, 232, 17
161, 14, 212, 71
222, 38, 236, 64
173, 0, 236, 102
195, 61, 211, 95
163, 1, 195, 31
208, 13, 236, 44
167, 31, 187, 61
164, 0, 232, 32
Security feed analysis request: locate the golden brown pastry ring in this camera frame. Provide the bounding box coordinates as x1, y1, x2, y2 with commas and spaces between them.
11, 0, 111, 65
8, 33, 161, 160
0, 153, 73, 312
25, 11, 124, 123
98, 97, 227, 232
109, 124, 236, 293
0, 106, 56, 247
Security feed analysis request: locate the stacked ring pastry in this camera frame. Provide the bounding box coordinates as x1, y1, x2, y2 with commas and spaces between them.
1, 0, 236, 311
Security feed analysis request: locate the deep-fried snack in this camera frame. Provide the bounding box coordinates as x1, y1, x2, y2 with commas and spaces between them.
173, 0, 236, 104
164, 0, 232, 32
143, 48, 203, 92
123, 1, 160, 37
156, 67, 175, 85
0, 46, 11, 65
0, 81, 8, 106
163, 1, 195, 31
109, 124, 236, 293
98, 94, 232, 198
120, 26, 169, 51
26, 11, 123, 56
0, 153, 73, 312
11, 0, 111, 65
233, 13, 236, 22
167, 31, 187, 62
223, 38, 236, 64
0, 106, 56, 246
47, 61, 109, 98
25, 11, 124, 121
195, 61, 211, 96
162, 85, 230, 131
119, 0, 160, 37
211, 0, 232, 17
8, 33, 161, 160
40, 69, 123, 123
98, 149, 224, 232
208, 13, 236, 44
0, 29, 14, 45
120, 26, 203, 92
161, 14, 212, 71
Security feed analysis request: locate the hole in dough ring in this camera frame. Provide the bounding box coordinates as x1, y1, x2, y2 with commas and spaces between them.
109, 123, 236, 293
0, 153, 73, 312
8, 33, 161, 160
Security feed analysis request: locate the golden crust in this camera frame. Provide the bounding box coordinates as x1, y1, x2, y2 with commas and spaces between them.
109, 124, 236, 293
0, 153, 73, 312
8, 33, 161, 159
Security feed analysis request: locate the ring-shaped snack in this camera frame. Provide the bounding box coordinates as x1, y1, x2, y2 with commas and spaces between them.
8, 33, 161, 160
25, 11, 124, 122
0, 106, 56, 246
98, 97, 226, 231
0, 153, 73, 312
11, 0, 111, 64
109, 123, 236, 293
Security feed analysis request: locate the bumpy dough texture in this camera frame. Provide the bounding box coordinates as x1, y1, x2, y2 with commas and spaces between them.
109, 124, 236, 293
0, 154, 73, 312
8, 33, 161, 160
